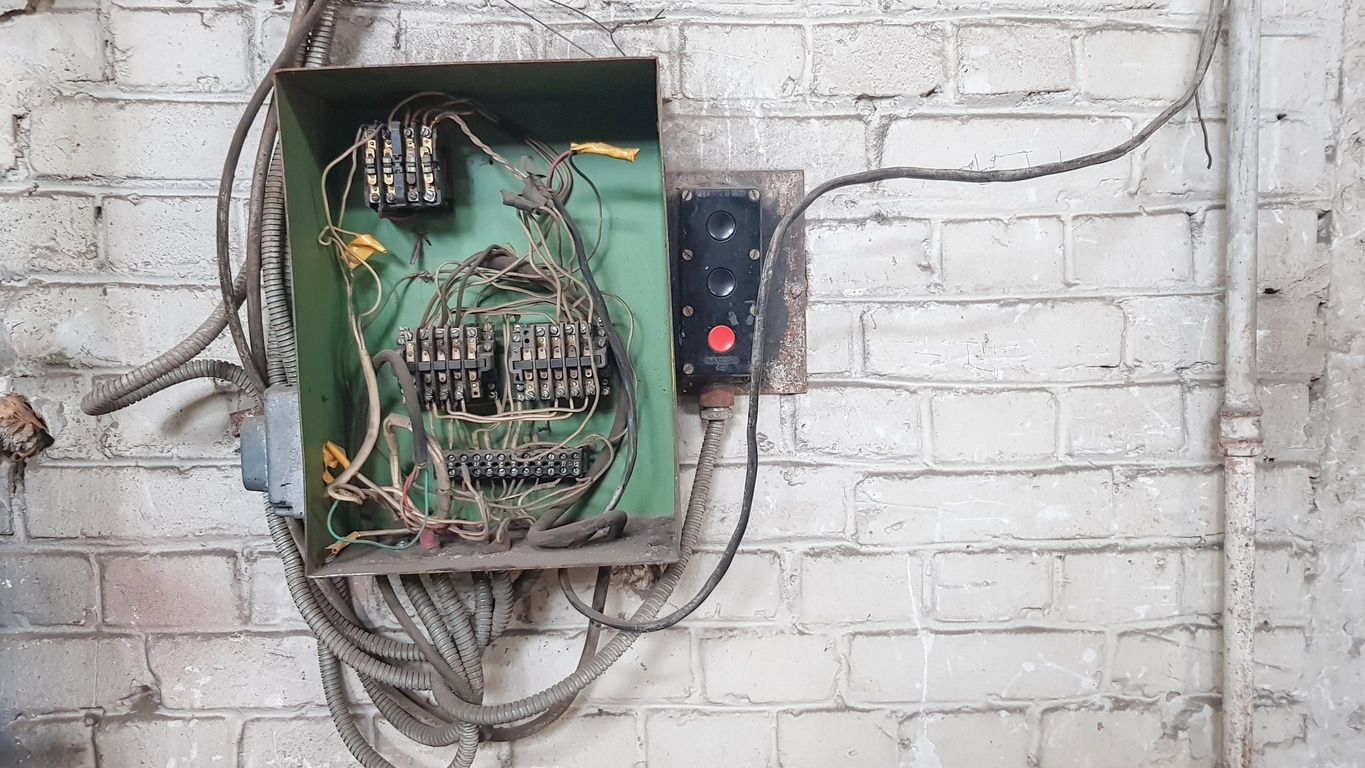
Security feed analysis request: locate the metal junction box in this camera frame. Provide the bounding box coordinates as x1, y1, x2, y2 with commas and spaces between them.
274, 59, 678, 577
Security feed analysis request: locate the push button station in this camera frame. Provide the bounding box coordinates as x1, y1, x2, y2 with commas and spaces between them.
672, 187, 762, 393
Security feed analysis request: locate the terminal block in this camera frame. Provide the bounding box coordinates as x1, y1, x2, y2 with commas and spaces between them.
362, 121, 447, 214
446, 448, 588, 482
508, 321, 610, 403
398, 325, 496, 407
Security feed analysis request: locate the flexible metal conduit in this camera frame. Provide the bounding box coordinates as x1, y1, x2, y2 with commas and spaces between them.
1221, 0, 1264, 763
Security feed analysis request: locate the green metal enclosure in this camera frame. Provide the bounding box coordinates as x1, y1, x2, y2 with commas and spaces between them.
274, 59, 678, 577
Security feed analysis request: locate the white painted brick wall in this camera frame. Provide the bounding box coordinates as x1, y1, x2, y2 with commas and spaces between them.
0, 0, 1343, 765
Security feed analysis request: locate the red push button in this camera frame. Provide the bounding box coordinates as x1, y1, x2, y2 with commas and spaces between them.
707, 325, 736, 354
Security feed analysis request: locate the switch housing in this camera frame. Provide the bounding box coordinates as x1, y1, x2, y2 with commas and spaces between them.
673, 188, 762, 393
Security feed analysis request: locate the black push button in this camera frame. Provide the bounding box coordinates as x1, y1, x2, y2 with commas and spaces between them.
707, 268, 736, 297
707, 210, 736, 241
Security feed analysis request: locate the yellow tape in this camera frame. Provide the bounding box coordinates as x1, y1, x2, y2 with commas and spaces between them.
570, 142, 640, 163
322, 440, 350, 484
342, 234, 386, 270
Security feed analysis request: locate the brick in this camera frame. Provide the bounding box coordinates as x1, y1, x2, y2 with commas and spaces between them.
150, 634, 321, 709
1064, 385, 1184, 456
1182, 385, 1221, 462
682, 25, 805, 99
6, 373, 103, 461
933, 390, 1056, 463
0, 13, 103, 86
257, 8, 394, 71
1112, 627, 1219, 696
102, 196, 223, 280
1257, 548, 1308, 621
97, 378, 244, 460
1079, 29, 1201, 101
0, 284, 226, 368
1039, 707, 1216, 768
933, 552, 1052, 622
1180, 549, 1220, 615
848, 631, 1103, 702
0, 717, 96, 768
1120, 296, 1222, 375
95, 717, 237, 768
1060, 552, 1180, 623
1255, 707, 1311, 768
587, 630, 694, 702
1261, 36, 1328, 114
777, 710, 898, 768
1262, 382, 1316, 455
1262, 119, 1326, 195
29, 98, 241, 179
664, 113, 866, 181
811, 23, 945, 97
508, 711, 642, 768
1138, 119, 1227, 196
901, 710, 1030, 768
866, 302, 1123, 382
0, 553, 95, 627
481, 632, 581, 701
698, 464, 855, 545
668, 549, 782, 622
0, 194, 98, 276
700, 631, 839, 703
941, 217, 1065, 294
646, 710, 771, 768
676, 393, 783, 462
799, 550, 921, 624
25, 466, 266, 539
1112, 469, 1219, 538
1071, 214, 1193, 289
806, 218, 934, 298
109, 9, 249, 90
373, 718, 506, 768
856, 470, 1114, 544
881, 117, 1133, 204
0, 637, 153, 714
103, 553, 241, 629
246, 551, 303, 627
1258, 465, 1314, 536
1257, 208, 1329, 298
806, 303, 859, 375
1257, 628, 1307, 692
240, 717, 360, 768
795, 386, 921, 458
1258, 297, 1326, 377
400, 16, 538, 63
958, 24, 1073, 95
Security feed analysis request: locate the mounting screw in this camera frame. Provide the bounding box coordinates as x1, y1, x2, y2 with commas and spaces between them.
749, 249, 761, 261
682, 249, 693, 261
748, 189, 761, 202
682, 363, 695, 374
682, 305, 694, 317
681, 190, 693, 201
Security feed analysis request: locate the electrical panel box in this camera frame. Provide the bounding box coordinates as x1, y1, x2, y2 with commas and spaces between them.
274, 60, 678, 577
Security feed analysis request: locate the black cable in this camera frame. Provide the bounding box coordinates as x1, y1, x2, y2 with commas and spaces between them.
555, 0, 1226, 634
215, 0, 332, 396
372, 349, 429, 468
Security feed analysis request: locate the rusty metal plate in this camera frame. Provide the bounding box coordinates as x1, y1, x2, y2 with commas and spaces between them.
667, 170, 808, 395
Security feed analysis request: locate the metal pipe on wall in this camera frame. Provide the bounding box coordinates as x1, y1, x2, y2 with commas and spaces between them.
1221, 0, 1264, 762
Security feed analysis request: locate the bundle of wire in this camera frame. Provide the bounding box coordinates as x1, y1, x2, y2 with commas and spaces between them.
75, 0, 1227, 761
315, 93, 636, 550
